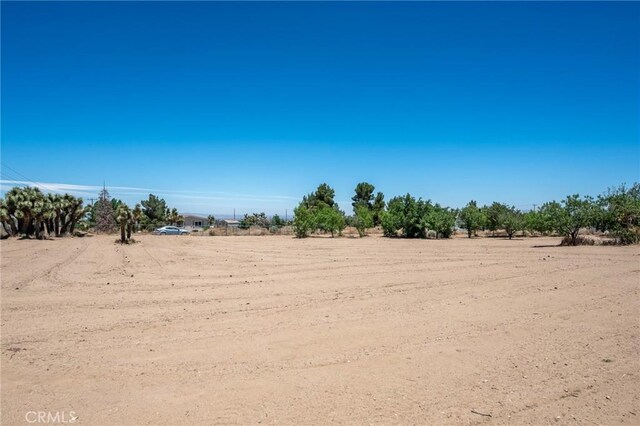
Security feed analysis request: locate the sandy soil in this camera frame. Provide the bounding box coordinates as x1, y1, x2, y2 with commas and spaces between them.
1, 234, 638, 425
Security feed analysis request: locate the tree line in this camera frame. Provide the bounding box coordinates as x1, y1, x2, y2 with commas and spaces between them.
1, 187, 86, 239
0, 186, 191, 243
293, 182, 640, 245
3, 182, 638, 246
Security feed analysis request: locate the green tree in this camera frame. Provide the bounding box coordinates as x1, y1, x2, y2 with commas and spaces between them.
485, 202, 509, 235
353, 204, 374, 237
372, 192, 385, 226
271, 214, 285, 228
140, 194, 168, 230
524, 209, 551, 235
294, 183, 346, 238
293, 204, 314, 238
597, 183, 640, 244
352, 182, 385, 227
426, 204, 457, 239
352, 182, 375, 210
207, 214, 215, 227
381, 194, 428, 238
501, 206, 524, 239
539, 195, 597, 246
458, 200, 485, 238
303, 183, 338, 210
314, 206, 346, 237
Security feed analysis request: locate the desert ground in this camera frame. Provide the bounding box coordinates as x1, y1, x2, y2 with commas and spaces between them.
1, 234, 638, 425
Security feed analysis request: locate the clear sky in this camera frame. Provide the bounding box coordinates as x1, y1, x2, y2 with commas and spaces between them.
2, 1, 638, 216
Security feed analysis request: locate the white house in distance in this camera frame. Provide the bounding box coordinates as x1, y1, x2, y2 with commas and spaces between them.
182, 214, 208, 230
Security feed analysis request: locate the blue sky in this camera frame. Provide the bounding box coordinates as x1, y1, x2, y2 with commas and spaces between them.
2, 2, 638, 216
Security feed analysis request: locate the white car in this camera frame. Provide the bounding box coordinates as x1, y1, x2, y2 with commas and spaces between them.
153, 226, 189, 235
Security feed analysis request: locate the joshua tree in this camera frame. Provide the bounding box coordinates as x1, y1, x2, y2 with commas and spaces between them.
116, 204, 131, 243
166, 207, 181, 226
0, 199, 14, 237
6, 187, 38, 235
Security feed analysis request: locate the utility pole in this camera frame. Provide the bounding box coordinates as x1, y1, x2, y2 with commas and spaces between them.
285, 209, 288, 222
532, 204, 537, 212
233, 208, 236, 220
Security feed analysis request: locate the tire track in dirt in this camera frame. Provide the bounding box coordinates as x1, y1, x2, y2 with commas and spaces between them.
9, 239, 90, 288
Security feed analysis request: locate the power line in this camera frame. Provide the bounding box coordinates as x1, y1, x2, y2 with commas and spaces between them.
0, 171, 24, 183
0, 163, 60, 193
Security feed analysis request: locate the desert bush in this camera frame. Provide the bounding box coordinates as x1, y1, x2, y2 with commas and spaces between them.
560, 235, 596, 246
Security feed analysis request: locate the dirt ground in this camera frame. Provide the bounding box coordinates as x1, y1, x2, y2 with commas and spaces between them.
1, 234, 638, 425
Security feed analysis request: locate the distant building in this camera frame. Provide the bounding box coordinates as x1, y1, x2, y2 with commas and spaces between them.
183, 214, 208, 230
222, 219, 240, 228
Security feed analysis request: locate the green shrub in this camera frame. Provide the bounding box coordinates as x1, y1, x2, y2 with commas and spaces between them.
597, 183, 640, 245
293, 204, 314, 238
353, 204, 374, 237
538, 195, 598, 246
458, 200, 486, 238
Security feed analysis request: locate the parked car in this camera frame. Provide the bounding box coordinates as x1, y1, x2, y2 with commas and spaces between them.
153, 226, 189, 235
